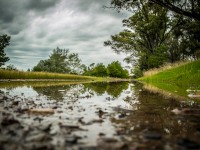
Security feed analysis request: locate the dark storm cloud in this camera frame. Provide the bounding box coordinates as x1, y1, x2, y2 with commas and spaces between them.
1, 0, 130, 70
27, 0, 58, 10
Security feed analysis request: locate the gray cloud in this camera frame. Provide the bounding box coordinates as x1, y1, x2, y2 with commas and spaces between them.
1, 0, 130, 70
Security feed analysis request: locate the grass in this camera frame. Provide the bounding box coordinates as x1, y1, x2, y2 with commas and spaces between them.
0, 69, 130, 82
0, 70, 95, 80
139, 60, 200, 98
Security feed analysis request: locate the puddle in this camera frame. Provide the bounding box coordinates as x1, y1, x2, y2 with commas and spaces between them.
0, 81, 200, 149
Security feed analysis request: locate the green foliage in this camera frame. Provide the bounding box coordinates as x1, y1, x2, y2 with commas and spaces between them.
132, 65, 143, 78
6, 64, 18, 71
0, 34, 10, 67
91, 63, 108, 77
107, 61, 129, 78
83, 61, 129, 78
33, 47, 84, 74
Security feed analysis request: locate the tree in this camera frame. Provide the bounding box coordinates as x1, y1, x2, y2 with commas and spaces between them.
0, 34, 10, 67
107, 61, 129, 78
92, 63, 108, 77
110, 0, 200, 20
83, 63, 108, 77
6, 64, 17, 71
33, 47, 83, 74
105, 2, 171, 70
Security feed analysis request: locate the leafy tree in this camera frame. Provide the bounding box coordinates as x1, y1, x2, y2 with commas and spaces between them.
110, 0, 200, 20
83, 63, 108, 77
107, 61, 129, 78
105, 3, 170, 70
33, 47, 83, 74
91, 63, 108, 77
0, 34, 10, 67
6, 64, 17, 71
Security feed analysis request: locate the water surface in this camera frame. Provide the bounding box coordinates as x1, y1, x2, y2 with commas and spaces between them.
0, 81, 200, 149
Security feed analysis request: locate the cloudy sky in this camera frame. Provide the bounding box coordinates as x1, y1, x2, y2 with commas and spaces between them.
0, 0, 130, 70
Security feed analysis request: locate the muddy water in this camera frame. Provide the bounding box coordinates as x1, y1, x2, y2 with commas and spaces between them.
0, 81, 200, 150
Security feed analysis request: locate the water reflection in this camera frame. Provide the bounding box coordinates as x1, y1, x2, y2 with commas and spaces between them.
0, 81, 200, 149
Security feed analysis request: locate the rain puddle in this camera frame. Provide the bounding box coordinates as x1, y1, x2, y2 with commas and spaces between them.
0, 81, 200, 150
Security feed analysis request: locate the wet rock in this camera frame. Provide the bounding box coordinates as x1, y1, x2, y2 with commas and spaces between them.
172, 108, 200, 115
79, 146, 97, 150
28, 108, 54, 114
177, 138, 200, 149
97, 109, 105, 118
1, 113, 19, 126
65, 136, 81, 144
26, 133, 51, 142
116, 127, 126, 135
97, 137, 127, 150
118, 113, 127, 119
188, 94, 200, 98
24, 143, 54, 150
99, 132, 106, 136
143, 131, 162, 140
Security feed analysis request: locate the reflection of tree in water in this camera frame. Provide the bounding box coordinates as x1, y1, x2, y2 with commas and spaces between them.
83, 82, 107, 96
33, 84, 75, 100
83, 82, 129, 98
106, 82, 129, 98
111, 85, 200, 146
32, 82, 129, 100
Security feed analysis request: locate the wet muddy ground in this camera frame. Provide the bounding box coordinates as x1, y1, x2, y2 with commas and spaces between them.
0, 81, 200, 150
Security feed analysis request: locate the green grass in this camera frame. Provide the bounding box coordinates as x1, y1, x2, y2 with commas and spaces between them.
139, 60, 200, 98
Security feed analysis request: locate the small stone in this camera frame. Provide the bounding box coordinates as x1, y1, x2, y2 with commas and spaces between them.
65, 136, 81, 144
99, 132, 106, 136
79, 146, 97, 150
28, 108, 54, 114
97, 137, 127, 150
26, 133, 51, 142
143, 131, 162, 140
1, 114, 19, 126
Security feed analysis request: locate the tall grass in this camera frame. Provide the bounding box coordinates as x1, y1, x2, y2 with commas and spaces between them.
143, 60, 190, 77
139, 60, 200, 98
0, 70, 97, 80
140, 60, 200, 84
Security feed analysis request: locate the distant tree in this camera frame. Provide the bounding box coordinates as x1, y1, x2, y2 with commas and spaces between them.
6, 64, 17, 71
0, 34, 10, 67
33, 47, 83, 74
83, 63, 108, 77
107, 61, 129, 78
92, 63, 108, 77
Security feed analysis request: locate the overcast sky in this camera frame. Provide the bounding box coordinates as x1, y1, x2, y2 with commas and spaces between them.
0, 0, 130, 70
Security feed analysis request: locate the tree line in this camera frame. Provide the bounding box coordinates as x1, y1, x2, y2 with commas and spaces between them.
33, 47, 129, 78
0, 37, 129, 78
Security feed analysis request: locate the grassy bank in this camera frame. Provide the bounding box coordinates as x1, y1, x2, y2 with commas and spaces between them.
0, 69, 130, 82
139, 60, 200, 98
0, 70, 95, 80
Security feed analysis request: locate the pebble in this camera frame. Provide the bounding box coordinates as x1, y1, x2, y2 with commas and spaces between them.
97, 137, 127, 150
143, 131, 162, 140
79, 146, 97, 150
